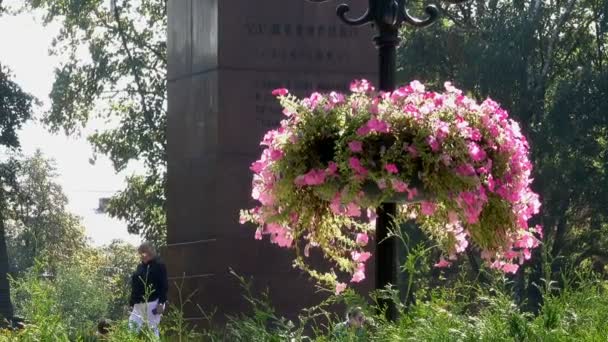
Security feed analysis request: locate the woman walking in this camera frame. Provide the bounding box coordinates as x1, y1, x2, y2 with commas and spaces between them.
128, 242, 168, 337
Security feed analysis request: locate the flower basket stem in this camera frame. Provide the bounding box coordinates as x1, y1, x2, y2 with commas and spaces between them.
375, 202, 399, 319
375, 25, 401, 321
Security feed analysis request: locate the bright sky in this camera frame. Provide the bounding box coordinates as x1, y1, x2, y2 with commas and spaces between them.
0, 7, 141, 246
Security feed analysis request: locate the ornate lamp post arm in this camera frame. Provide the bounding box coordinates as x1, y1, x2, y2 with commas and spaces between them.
307, 0, 467, 86
307, 0, 469, 320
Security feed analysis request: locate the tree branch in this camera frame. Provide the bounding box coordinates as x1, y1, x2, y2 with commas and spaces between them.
539, 0, 577, 85
109, 6, 158, 133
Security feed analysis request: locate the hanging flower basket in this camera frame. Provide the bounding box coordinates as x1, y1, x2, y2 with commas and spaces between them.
240, 80, 541, 294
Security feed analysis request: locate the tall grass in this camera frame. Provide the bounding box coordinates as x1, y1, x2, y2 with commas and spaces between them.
1, 261, 607, 341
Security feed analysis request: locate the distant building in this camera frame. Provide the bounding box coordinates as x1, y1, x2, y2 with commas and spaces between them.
97, 197, 110, 213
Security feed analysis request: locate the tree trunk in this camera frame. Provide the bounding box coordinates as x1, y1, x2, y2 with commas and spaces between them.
0, 211, 14, 322
524, 246, 544, 314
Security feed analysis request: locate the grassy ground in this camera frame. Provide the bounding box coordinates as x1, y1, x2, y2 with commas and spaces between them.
2, 269, 607, 341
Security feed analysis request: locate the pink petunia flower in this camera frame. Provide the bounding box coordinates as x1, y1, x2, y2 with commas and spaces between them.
350, 79, 375, 93
250, 161, 266, 174
271, 88, 289, 96
349, 157, 368, 177
269, 148, 284, 161
434, 258, 452, 268
467, 142, 486, 162
346, 202, 361, 217
351, 251, 372, 263
420, 201, 437, 216
326, 162, 338, 176
357, 118, 391, 136
406, 187, 418, 200
409, 80, 425, 92
367, 118, 390, 133
444, 81, 462, 94
455, 164, 476, 177
282, 108, 295, 117
367, 209, 378, 225
392, 179, 408, 193
356, 233, 369, 246
330, 192, 343, 215
351, 263, 366, 283
502, 263, 519, 274
329, 91, 345, 104
295, 169, 326, 187
349, 141, 363, 152
356, 125, 371, 136
274, 234, 293, 248
335, 282, 347, 295
385, 163, 398, 174
426, 135, 440, 152
376, 179, 387, 190
407, 145, 419, 158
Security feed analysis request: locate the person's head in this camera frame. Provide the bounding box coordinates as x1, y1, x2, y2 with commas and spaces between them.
346, 307, 365, 328
138, 242, 157, 264
97, 318, 111, 335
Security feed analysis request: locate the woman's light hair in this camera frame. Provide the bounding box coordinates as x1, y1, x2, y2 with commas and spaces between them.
138, 241, 157, 256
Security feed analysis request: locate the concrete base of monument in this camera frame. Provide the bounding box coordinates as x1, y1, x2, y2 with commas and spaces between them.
162, 237, 376, 328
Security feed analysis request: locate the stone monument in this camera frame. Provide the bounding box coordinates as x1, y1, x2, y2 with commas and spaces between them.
166, 0, 377, 323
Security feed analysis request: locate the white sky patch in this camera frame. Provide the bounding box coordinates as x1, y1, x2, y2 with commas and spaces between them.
0, 6, 141, 246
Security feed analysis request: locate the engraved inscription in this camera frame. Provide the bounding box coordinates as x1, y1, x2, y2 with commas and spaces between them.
251, 78, 351, 130
253, 48, 350, 64
244, 23, 359, 39
243, 21, 359, 66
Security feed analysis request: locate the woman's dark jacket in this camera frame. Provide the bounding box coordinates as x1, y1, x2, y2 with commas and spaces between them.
130, 257, 168, 306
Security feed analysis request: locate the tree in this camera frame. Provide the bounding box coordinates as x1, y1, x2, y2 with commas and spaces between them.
4, 150, 87, 274
0, 160, 19, 323
100, 239, 139, 320
10, 239, 139, 338
11, 247, 109, 338
0, 63, 34, 322
396, 0, 608, 308
23, 0, 168, 245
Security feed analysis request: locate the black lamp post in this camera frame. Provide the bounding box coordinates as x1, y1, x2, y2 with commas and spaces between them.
307, 0, 468, 321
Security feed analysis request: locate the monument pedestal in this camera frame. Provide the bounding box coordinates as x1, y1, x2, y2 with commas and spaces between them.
166, 0, 377, 323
